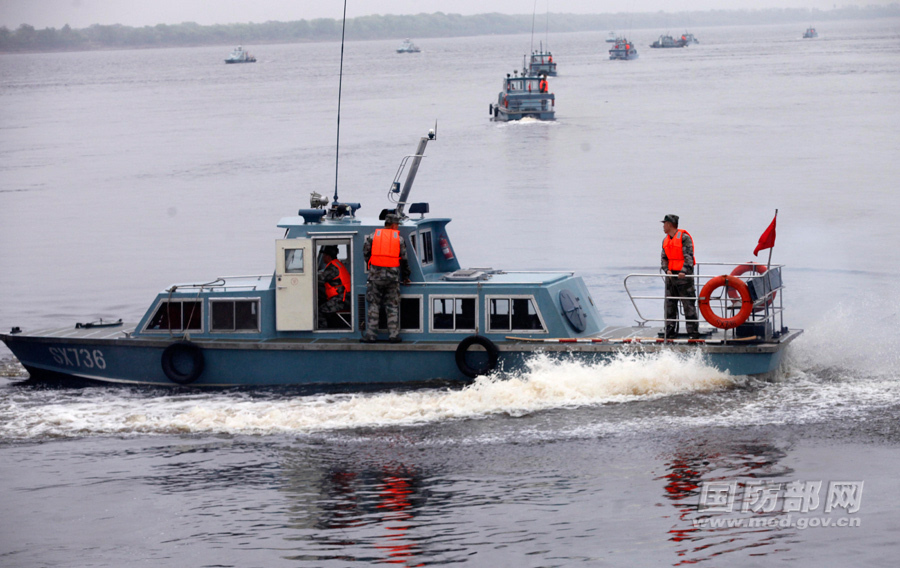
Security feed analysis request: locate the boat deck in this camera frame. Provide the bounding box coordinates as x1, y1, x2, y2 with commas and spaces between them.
4, 323, 802, 355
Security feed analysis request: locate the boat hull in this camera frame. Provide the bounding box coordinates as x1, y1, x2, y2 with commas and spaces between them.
2, 327, 801, 387
609, 50, 639, 60
493, 109, 556, 122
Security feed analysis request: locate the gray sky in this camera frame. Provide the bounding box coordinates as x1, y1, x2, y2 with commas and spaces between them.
0, 1, 889, 29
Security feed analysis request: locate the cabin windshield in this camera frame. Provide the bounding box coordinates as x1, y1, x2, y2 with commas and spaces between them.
506, 78, 542, 92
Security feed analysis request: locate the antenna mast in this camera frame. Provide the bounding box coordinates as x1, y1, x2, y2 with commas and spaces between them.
333, 0, 348, 203
545, 1, 550, 51
530, 0, 537, 54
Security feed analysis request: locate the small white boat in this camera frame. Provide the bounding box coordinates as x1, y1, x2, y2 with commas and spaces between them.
225, 45, 256, 64
397, 39, 421, 53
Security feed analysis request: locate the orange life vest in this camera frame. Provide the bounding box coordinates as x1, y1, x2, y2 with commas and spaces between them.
540, 79, 548, 92
370, 228, 401, 268
324, 259, 351, 301
662, 229, 696, 272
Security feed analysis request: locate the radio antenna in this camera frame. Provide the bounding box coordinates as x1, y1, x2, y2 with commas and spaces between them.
333, 0, 348, 203
530, 0, 537, 54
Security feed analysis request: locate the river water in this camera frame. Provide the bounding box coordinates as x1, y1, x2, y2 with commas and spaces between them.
2, 18, 900, 567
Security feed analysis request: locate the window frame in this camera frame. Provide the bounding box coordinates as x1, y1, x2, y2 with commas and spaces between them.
419, 229, 434, 266
484, 294, 548, 333
209, 297, 262, 333
376, 294, 424, 333
142, 298, 205, 334
429, 294, 478, 334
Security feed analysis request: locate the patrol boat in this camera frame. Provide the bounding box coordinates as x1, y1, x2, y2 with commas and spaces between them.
650, 35, 687, 48
396, 39, 421, 53
1, 128, 801, 387
803, 27, 818, 39
225, 45, 256, 64
526, 42, 557, 76
489, 71, 555, 122
609, 38, 639, 60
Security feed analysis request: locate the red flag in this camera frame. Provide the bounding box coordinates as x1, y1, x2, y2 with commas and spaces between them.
753, 213, 777, 256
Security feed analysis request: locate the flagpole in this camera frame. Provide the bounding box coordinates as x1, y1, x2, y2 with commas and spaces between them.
766, 209, 777, 271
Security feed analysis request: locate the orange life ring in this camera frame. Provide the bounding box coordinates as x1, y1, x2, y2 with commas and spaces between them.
728, 263, 776, 306
699, 275, 753, 329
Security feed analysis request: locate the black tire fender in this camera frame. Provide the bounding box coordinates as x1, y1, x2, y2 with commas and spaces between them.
161, 340, 204, 385
455, 335, 499, 379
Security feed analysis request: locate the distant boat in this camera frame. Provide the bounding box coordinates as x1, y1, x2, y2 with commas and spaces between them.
490, 72, 555, 122
803, 27, 818, 39
396, 39, 421, 53
650, 35, 687, 49
225, 45, 256, 64
681, 32, 699, 44
606, 31, 617, 43
526, 42, 557, 77
609, 38, 639, 60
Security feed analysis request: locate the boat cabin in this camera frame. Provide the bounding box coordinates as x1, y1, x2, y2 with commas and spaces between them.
133, 204, 601, 343
491, 73, 556, 121
527, 52, 557, 77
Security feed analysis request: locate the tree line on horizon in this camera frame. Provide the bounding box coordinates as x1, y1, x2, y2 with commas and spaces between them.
1, 5, 896, 53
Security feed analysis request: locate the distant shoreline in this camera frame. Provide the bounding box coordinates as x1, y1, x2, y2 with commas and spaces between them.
1, 7, 898, 54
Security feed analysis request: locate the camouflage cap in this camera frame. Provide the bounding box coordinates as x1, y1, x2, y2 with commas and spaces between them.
661, 214, 679, 226
384, 213, 401, 225
321, 245, 339, 258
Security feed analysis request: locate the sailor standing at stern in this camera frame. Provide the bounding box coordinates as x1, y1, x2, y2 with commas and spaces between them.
660, 214, 700, 339
362, 214, 411, 343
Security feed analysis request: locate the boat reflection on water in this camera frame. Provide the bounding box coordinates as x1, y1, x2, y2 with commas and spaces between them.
288, 458, 431, 566
658, 442, 794, 564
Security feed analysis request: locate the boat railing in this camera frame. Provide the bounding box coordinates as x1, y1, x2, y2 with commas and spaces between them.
168, 275, 270, 293
623, 262, 787, 341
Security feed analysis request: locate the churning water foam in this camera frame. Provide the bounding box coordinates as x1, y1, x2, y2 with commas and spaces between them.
3, 294, 898, 440
0, 349, 732, 439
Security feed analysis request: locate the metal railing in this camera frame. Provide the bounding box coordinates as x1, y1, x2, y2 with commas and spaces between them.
623, 262, 786, 341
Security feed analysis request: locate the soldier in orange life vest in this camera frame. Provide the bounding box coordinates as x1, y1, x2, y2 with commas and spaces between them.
317, 245, 351, 328
660, 214, 700, 339
539, 77, 548, 93
361, 214, 410, 343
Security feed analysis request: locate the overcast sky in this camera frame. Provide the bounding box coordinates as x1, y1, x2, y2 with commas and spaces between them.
0, 1, 889, 29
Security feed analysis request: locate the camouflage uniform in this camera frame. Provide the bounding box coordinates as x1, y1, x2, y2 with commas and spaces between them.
661, 230, 699, 336
317, 261, 349, 327
362, 230, 410, 341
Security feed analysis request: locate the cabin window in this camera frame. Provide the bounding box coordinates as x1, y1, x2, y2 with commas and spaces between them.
420, 230, 434, 265
373, 296, 422, 332
432, 296, 476, 331
409, 233, 417, 255
211, 299, 260, 332
146, 300, 203, 331
400, 297, 422, 331
487, 296, 545, 332
285, 249, 304, 273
